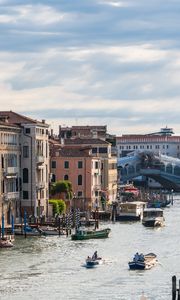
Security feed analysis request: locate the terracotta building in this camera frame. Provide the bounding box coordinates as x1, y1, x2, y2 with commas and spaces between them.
50, 145, 101, 210
63, 138, 118, 205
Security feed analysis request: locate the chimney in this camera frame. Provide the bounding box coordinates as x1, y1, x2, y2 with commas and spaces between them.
42, 119, 45, 124
51, 129, 53, 138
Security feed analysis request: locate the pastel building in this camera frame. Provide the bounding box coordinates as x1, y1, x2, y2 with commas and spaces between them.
50, 145, 102, 210
63, 138, 118, 205
0, 119, 21, 226
0, 111, 49, 219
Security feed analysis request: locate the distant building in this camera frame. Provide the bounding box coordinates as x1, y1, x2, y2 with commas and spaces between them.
116, 127, 180, 158
116, 127, 180, 188
0, 111, 49, 221
59, 125, 107, 140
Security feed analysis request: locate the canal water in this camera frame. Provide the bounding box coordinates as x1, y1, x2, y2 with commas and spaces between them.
1, 197, 180, 300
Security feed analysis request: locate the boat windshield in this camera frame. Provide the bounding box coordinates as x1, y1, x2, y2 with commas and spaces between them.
143, 210, 163, 217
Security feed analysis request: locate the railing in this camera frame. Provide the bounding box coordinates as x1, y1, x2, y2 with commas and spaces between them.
4, 167, 19, 175
36, 156, 45, 164
4, 192, 20, 201
36, 182, 45, 189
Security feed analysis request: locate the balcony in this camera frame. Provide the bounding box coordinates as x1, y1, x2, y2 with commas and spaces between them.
4, 192, 20, 201
36, 156, 45, 164
4, 167, 19, 178
36, 182, 45, 190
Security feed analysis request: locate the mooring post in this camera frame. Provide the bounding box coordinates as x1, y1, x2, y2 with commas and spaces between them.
178, 279, 180, 300
172, 275, 177, 300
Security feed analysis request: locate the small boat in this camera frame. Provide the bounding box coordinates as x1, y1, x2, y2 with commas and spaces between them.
128, 253, 157, 270
14, 225, 44, 236
116, 201, 146, 221
38, 226, 65, 236
0, 238, 13, 248
142, 208, 164, 227
71, 227, 111, 240
85, 257, 102, 268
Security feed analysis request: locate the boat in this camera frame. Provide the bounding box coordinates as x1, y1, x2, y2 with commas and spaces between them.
116, 201, 146, 221
147, 198, 171, 208
85, 257, 102, 268
142, 208, 164, 227
38, 226, 65, 236
0, 238, 13, 248
14, 225, 44, 236
128, 253, 157, 270
71, 227, 111, 240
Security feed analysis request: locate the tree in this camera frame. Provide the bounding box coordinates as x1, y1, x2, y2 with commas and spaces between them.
49, 199, 66, 216
50, 180, 73, 200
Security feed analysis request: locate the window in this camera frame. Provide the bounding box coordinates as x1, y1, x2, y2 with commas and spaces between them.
78, 191, 82, 197
23, 145, 29, 158
51, 161, 56, 168
95, 161, 99, 169
23, 191, 29, 199
92, 148, 97, 153
25, 128, 31, 134
78, 161, 83, 168
51, 174, 56, 182
95, 191, 99, 196
23, 168, 29, 183
78, 175, 82, 185
64, 174, 69, 180
99, 147, 107, 153
64, 161, 69, 169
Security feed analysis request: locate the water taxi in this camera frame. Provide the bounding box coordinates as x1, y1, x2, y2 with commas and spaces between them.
142, 208, 164, 227
71, 227, 111, 240
116, 201, 146, 221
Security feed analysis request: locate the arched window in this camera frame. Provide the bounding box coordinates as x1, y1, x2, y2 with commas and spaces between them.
64, 174, 69, 181
128, 165, 135, 174
23, 168, 29, 183
78, 175, 82, 185
166, 163, 172, 174
174, 166, 180, 176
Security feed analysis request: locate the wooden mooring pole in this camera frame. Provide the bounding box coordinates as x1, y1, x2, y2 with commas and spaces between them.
178, 279, 180, 300
172, 275, 177, 300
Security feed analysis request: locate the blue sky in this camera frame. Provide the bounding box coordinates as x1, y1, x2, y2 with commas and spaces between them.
1, 0, 180, 135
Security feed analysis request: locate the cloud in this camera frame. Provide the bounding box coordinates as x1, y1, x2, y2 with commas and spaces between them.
1, 0, 180, 135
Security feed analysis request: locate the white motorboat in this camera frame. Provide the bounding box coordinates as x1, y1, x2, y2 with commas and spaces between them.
142, 208, 164, 227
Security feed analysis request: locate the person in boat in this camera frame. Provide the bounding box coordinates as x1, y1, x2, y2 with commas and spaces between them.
92, 251, 98, 260
139, 253, 145, 262
133, 252, 140, 262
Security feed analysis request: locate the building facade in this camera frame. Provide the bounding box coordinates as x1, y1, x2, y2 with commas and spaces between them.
63, 138, 118, 206
0, 111, 49, 219
0, 120, 21, 226
50, 146, 102, 210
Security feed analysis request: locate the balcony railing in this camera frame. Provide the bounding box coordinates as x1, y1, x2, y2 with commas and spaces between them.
4, 192, 20, 201
36, 156, 45, 164
36, 182, 45, 189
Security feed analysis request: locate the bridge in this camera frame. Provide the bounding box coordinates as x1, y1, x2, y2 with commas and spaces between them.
117, 151, 180, 191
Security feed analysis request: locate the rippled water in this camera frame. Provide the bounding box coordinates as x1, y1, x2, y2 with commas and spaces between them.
1, 197, 180, 300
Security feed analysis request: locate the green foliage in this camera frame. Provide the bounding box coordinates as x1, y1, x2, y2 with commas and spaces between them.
49, 199, 66, 216
50, 180, 73, 200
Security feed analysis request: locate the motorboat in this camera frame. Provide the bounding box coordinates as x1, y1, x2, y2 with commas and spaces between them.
85, 256, 103, 268
0, 238, 13, 248
116, 201, 146, 221
71, 227, 111, 240
128, 253, 157, 270
142, 208, 164, 227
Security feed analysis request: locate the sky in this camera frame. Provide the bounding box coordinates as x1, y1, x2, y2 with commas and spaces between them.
1, 0, 180, 136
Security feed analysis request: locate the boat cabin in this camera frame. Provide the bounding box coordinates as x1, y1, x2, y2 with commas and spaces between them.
143, 208, 163, 218
116, 201, 147, 221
